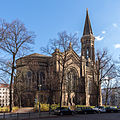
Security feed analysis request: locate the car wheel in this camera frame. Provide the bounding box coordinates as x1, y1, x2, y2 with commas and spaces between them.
84, 112, 87, 114
72, 112, 74, 115
94, 111, 96, 114
60, 112, 63, 116
98, 111, 101, 114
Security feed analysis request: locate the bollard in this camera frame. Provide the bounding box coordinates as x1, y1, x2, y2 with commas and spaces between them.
17, 113, 19, 120
29, 112, 30, 119
39, 112, 40, 118
98, 111, 101, 120
84, 112, 87, 120
3, 112, 5, 119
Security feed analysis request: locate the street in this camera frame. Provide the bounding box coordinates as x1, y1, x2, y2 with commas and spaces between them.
40, 113, 120, 120
0, 112, 120, 120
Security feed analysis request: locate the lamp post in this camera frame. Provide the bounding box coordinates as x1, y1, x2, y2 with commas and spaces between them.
38, 84, 42, 114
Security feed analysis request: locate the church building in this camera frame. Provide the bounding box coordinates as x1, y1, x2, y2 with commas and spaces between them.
14, 9, 102, 107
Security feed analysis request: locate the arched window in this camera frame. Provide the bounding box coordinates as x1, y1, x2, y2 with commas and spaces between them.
27, 71, 32, 88
39, 72, 45, 85
27, 71, 31, 78
65, 68, 78, 105
86, 48, 89, 59
66, 69, 78, 92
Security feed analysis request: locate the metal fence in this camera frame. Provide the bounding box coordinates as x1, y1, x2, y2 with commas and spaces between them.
0, 112, 53, 120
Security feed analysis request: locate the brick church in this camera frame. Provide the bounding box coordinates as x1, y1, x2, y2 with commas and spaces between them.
14, 9, 102, 107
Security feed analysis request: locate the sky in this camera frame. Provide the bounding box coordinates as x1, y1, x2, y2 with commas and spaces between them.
0, 0, 120, 60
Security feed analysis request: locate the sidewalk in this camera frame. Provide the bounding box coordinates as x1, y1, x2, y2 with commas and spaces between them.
0, 111, 57, 120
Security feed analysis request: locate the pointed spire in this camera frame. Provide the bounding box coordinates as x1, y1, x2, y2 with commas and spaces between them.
83, 8, 93, 35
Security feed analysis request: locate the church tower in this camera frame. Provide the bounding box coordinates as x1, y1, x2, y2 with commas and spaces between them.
81, 8, 95, 64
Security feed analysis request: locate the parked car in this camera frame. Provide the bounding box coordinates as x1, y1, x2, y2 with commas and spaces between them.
75, 107, 97, 114
54, 107, 74, 116
105, 107, 118, 113
74, 107, 83, 114
93, 106, 106, 113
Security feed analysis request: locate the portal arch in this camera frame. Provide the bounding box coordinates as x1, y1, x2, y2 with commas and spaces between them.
64, 67, 79, 106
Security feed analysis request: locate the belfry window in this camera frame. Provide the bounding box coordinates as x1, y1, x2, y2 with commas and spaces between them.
86, 48, 89, 59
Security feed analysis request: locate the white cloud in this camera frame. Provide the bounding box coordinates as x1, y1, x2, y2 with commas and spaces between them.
95, 36, 104, 41
102, 30, 106, 34
113, 23, 118, 28
114, 44, 120, 48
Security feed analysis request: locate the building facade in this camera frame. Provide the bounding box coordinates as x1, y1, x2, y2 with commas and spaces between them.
0, 83, 10, 107
14, 9, 102, 107
102, 87, 120, 106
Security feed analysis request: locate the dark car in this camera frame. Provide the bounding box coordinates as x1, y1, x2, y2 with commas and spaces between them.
75, 107, 97, 114
54, 107, 74, 116
105, 107, 118, 113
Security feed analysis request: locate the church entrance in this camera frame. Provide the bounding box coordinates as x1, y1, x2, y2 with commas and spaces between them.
64, 68, 78, 106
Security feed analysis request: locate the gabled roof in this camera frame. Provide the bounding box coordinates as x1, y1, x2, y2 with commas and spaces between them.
83, 8, 93, 35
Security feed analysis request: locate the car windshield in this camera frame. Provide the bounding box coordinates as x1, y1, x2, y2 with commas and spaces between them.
99, 106, 104, 109
56, 107, 68, 110
76, 107, 82, 110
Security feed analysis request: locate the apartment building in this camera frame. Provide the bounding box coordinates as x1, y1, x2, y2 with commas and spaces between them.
0, 83, 10, 107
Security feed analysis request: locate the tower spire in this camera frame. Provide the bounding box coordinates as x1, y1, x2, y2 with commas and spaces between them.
83, 8, 93, 35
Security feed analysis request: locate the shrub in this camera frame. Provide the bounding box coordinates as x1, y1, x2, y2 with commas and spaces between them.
12, 106, 19, 112
0, 107, 9, 113
0, 106, 19, 113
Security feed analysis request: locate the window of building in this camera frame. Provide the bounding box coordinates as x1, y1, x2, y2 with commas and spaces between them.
39, 72, 45, 85
86, 48, 89, 59
66, 68, 78, 91
27, 71, 32, 78
27, 71, 32, 88
40, 95, 44, 103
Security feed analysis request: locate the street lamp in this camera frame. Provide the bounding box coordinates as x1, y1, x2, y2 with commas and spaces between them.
38, 84, 42, 114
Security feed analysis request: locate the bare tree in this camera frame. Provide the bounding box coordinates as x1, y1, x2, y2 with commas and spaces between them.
102, 69, 116, 105
94, 49, 116, 106
41, 31, 80, 108
46, 63, 60, 114
0, 19, 35, 112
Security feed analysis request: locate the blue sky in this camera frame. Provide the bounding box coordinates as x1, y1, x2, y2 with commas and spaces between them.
0, 0, 120, 60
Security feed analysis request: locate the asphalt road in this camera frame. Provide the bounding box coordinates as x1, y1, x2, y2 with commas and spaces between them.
0, 112, 120, 120
41, 113, 120, 120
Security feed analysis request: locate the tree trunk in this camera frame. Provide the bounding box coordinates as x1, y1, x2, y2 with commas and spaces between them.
60, 66, 65, 108
105, 90, 108, 106
9, 54, 15, 112
96, 59, 100, 106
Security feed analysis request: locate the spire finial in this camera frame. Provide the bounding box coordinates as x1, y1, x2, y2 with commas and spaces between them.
86, 8, 88, 12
